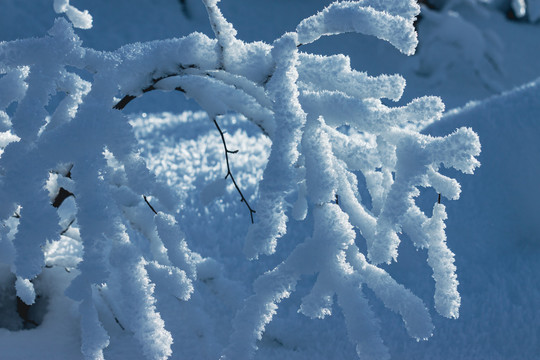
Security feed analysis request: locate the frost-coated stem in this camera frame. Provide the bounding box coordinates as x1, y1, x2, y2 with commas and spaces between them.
243, 32, 306, 259
201, 0, 238, 69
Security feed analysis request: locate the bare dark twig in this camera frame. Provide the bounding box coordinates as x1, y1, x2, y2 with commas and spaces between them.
60, 218, 75, 236
438, 193, 441, 204
114, 317, 125, 331
143, 195, 158, 215
213, 117, 256, 223
97, 286, 125, 331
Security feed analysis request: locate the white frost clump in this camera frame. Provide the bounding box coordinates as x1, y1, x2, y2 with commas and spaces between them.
512, 0, 528, 17
53, 0, 93, 29
15, 276, 36, 305
0, 0, 480, 359
296, 0, 419, 55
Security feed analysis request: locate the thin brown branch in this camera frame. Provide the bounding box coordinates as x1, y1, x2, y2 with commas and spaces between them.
143, 195, 158, 215
60, 218, 75, 236
97, 286, 125, 331
213, 117, 256, 223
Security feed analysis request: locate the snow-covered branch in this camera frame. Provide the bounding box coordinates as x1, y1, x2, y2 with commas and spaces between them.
0, 1, 480, 359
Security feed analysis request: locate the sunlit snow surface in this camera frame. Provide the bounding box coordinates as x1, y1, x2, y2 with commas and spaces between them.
131, 111, 271, 261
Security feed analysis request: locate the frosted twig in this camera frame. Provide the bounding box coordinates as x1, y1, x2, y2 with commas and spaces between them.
201, 0, 238, 70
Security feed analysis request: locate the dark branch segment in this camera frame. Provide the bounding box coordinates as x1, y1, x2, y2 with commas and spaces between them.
52, 187, 74, 208
113, 73, 188, 110
213, 117, 256, 223
113, 95, 136, 110
143, 195, 158, 214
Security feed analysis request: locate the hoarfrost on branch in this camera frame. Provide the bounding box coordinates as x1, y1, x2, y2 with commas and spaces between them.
0, 0, 480, 359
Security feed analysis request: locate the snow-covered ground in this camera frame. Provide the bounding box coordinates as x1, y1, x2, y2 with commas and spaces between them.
1, 0, 539, 359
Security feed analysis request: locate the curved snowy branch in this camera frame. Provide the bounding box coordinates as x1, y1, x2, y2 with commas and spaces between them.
296, 1, 419, 55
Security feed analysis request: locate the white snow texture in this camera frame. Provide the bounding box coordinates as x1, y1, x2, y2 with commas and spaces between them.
0, 1, 482, 360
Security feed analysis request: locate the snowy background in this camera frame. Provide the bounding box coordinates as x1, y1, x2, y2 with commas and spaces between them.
1, 0, 539, 359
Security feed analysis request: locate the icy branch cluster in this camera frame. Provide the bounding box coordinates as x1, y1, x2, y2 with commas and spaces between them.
0, 0, 480, 359
0, 18, 199, 360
